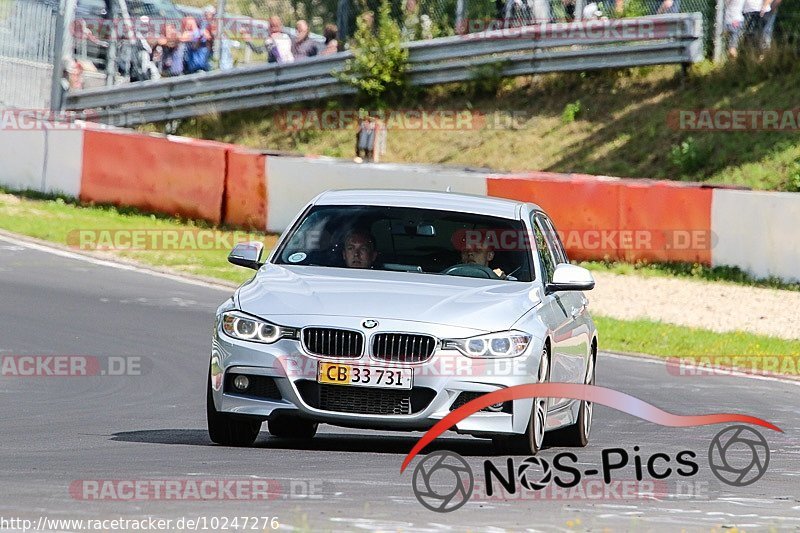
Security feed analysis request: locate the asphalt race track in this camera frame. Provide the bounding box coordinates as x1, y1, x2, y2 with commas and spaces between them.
1, 235, 798, 531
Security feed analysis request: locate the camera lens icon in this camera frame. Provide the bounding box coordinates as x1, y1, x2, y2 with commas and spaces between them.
412, 451, 474, 513
708, 425, 770, 487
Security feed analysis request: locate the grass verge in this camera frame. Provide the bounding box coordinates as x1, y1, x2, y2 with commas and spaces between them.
0, 191, 268, 284
2, 191, 798, 363
595, 316, 800, 360
580, 260, 800, 291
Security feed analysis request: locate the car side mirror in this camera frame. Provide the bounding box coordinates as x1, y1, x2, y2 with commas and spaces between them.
546, 264, 595, 293
228, 241, 264, 270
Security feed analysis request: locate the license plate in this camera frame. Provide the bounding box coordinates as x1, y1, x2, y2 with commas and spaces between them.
317, 362, 413, 390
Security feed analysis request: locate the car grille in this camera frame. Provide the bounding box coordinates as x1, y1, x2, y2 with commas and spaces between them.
303, 328, 363, 358
371, 333, 436, 363
320, 385, 411, 415
224, 374, 282, 401
295, 381, 436, 415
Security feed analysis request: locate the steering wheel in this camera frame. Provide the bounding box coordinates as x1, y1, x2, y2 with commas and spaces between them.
441, 263, 501, 279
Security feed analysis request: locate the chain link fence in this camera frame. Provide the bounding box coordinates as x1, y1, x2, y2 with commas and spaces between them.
0, 0, 64, 109
225, 0, 708, 38
223, 0, 800, 54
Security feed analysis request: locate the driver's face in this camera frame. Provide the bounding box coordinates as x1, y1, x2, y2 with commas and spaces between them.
461, 245, 494, 266
343, 235, 377, 268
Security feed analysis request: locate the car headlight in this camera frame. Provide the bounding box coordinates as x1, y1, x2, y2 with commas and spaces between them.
443, 331, 531, 358
219, 311, 298, 344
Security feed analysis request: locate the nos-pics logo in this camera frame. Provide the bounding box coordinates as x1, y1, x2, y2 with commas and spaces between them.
411, 425, 770, 513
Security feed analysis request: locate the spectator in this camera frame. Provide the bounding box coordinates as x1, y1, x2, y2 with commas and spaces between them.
582, 2, 608, 19
292, 20, 319, 59
320, 24, 338, 55
201, 5, 217, 60
63, 55, 84, 91
354, 114, 386, 163
562, 0, 576, 21
183, 16, 212, 73
761, 0, 781, 49
401, 0, 420, 40
742, 0, 772, 51
266, 15, 294, 63
158, 22, 184, 76
355, 114, 375, 162
725, 0, 746, 57
655, 0, 680, 14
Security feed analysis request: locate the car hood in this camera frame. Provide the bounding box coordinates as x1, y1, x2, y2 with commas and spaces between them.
236, 264, 541, 333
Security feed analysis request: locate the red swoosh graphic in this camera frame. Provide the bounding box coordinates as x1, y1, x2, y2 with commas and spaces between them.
400, 383, 782, 473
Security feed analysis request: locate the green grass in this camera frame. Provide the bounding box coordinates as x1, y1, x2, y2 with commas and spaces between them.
160, 46, 800, 191
595, 316, 800, 360
580, 260, 800, 291
0, 190, 273, 284
2, 191, 799, 366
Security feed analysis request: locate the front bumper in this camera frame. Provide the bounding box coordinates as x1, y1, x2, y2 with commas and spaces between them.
209, 315, 546, 437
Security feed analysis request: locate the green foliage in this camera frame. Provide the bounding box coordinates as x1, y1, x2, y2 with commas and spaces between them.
669, 136, 705, 175
466, 61, 511, 98
787, 161, 800, 192
337, 0, 409, 107
561, 100, 582, 124
619, 0, 648, 18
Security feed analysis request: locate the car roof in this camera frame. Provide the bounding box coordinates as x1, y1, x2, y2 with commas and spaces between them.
314, 189, 541, 220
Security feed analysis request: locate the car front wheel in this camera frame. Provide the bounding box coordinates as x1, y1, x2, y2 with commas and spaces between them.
494, 346, 550, 455
548, 348, 595, 447
206, 374, 261, 447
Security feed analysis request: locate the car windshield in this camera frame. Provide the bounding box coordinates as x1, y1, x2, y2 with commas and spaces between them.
274, 205, 534, 282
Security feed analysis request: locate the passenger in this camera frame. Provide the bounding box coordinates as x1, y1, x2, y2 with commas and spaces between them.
342, 229, 378, 269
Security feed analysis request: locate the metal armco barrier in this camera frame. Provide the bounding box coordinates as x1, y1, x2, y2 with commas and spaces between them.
65, 13, 703, 127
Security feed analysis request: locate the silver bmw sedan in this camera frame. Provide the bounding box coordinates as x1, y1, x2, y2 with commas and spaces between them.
208, 189, 598, 454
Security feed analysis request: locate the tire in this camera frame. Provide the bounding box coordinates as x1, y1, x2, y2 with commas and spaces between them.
547, 349, 595, 448
494, 346, 550, 455
206, 374, 261, 447
268, 415, 318, 439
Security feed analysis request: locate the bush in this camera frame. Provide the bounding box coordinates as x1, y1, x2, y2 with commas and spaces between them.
561, 100, 582, 124
669, 136, 705, 175
466, 61, 511, 98
337, 0, 409, 108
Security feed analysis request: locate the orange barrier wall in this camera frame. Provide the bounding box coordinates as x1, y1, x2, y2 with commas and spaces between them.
487, 172, 713, 264
224, 148, 267, 229
618, 181, 712, 264
80, 129, 227, 224
488, 173, 622, 261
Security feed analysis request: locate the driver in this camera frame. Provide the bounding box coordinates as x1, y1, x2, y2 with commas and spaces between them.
342, 229, 378, 269
460, 239, 505, 278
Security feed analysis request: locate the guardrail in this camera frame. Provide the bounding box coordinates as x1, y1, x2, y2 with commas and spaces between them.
65, 13, 703, 126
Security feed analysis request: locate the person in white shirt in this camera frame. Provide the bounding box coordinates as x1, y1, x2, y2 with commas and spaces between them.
742, 0, 772, 51
725, 0, 746, 57
266, 16, 294, 64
